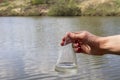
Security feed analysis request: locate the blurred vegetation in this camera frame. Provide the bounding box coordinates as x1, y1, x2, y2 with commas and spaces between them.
48, 0, 81, 16
31, 0, 52, 4
31, 0, 56, 4
31, 0, 45, 4
80, 0, 120, 16
0, 0, 120, 16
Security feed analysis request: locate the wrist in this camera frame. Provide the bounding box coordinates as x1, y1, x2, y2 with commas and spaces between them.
98, 37, 109, 54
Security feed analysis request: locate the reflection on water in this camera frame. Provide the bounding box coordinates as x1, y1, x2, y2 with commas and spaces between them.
0, 17, 120, 80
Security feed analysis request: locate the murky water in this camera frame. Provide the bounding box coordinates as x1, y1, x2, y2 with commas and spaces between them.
0, 16, 120, 80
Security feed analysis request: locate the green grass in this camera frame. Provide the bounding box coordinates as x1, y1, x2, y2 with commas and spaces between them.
31, 0, 45, 4
31, 0, 53, 4
48, 0, 81, 16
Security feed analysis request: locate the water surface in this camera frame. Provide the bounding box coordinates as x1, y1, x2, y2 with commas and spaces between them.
0, 16, 120, 80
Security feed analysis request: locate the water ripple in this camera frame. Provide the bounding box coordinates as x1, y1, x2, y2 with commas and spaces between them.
0, 17, 120, 80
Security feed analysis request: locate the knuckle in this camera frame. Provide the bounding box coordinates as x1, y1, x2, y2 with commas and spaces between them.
81, 31, 88, 38
82, 31, 88, 35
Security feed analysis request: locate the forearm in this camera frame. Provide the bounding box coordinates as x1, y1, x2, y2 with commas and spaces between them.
99, 35, 120, 55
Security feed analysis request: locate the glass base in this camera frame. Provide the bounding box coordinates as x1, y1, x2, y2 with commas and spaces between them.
55, 62, 77, 73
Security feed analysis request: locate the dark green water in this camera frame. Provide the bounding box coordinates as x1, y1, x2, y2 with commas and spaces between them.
0, 16, 120, 80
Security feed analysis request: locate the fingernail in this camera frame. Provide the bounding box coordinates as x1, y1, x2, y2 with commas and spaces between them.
77, 47, 82, 52
67, 32, 71, 37
61, 42, 64, 46
62, 38, 65, 41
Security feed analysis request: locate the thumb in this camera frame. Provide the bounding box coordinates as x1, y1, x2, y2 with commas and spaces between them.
67, 32, 86, 40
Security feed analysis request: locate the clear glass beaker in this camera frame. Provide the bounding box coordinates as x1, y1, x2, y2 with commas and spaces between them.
55, 43, 78, 73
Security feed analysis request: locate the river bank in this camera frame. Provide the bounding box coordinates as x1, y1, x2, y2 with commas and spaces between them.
0, 0, 120, 16
0, 0, 49, 16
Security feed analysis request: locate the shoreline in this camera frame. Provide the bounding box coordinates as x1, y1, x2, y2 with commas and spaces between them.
0, 0, 120, 16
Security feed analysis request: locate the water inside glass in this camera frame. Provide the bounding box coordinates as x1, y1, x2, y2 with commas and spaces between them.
55, 39, 78, 73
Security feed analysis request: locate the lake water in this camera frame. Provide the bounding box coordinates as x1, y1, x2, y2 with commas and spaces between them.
0, 16, 120, 80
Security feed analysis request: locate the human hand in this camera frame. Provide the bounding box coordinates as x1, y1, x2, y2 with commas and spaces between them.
61, 31, 106, 55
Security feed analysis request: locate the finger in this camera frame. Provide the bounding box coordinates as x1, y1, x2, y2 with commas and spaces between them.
68, 32, 79, 40
61, 41, 64, 46
73, 47, 83, 53
61, 31, 86, 46
61, 37, 65, 46
80, 44, 90, 54
60, 32, 72, 46
77, 47, 83, 53
63, 32, 72, 45
67, 32, 86, 41
72, 43, 78, 48
72, 31, 81, 34
72, 43, 80, 48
